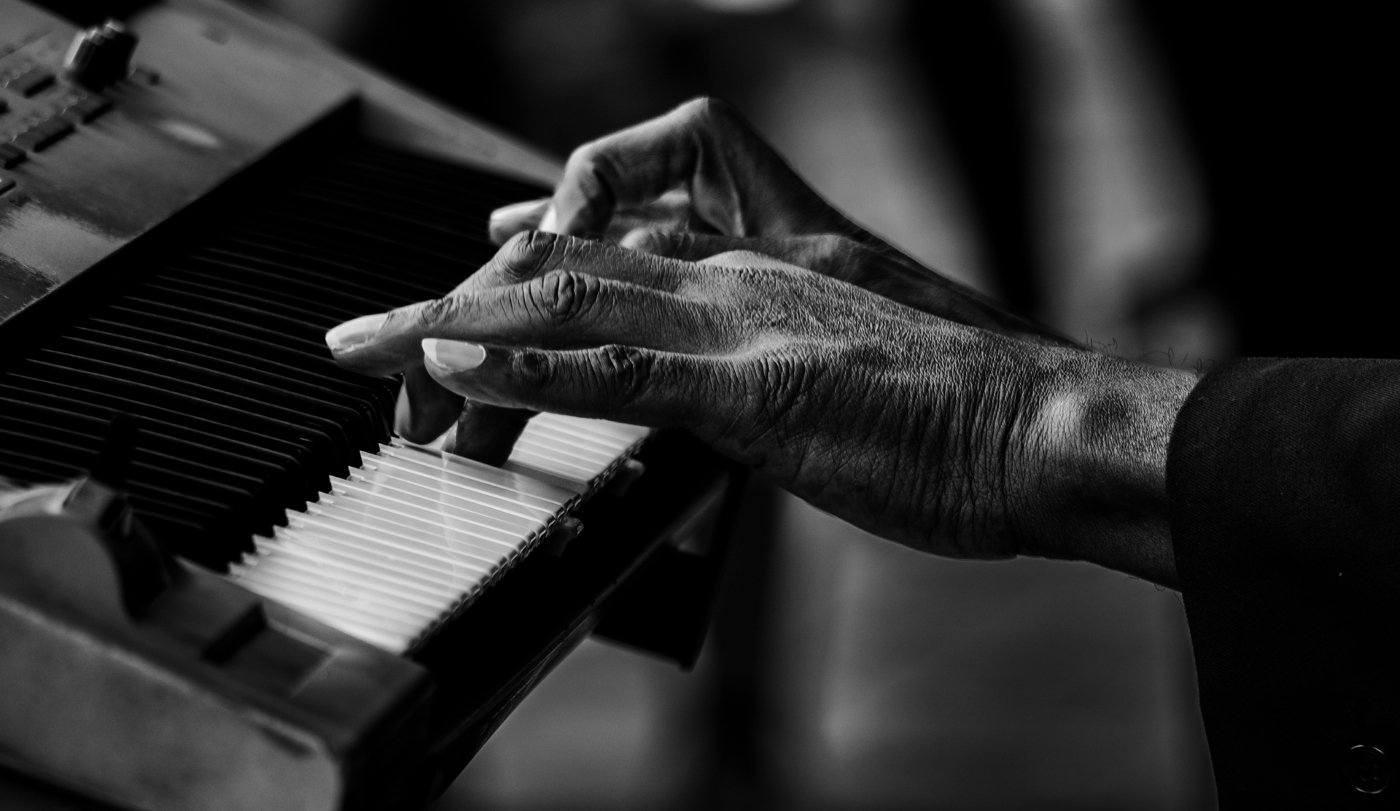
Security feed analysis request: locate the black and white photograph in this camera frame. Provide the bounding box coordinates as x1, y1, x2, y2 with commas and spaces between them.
1, 1, 1394, 809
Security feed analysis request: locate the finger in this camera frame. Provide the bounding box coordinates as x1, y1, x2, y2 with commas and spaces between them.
331, 273, 713, 378
466, 231, 686, 293
444, 402, 534, 466
327, 234, 695, 364
394, 363, 462, 443
552, 97, 828, 238
488, 197, 552, 245
420, 339, 712, 428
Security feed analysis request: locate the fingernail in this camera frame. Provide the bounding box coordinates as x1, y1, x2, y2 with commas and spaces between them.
538, 204, 559, 233
325, 313, 387, 352
422, 338, 486, 371
489, 198, 550, 225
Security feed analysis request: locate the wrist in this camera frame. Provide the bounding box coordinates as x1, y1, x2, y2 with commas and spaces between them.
1016, 351, 1198, 587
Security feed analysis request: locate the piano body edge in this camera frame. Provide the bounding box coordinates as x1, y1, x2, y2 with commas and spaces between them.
0, 510, 435, 811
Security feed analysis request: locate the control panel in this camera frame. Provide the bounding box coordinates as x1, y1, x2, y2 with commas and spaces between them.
0, 0, 357, 325
1, 24, 128, 188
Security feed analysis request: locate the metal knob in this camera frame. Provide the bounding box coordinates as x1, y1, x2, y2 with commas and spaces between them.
63, 20, 139, 88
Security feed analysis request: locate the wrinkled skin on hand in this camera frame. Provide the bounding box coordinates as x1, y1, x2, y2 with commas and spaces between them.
398, 97, 1064, 464
490, 96, 1061, 343
329, 233, 1193, 576
330, 97, 1196, 583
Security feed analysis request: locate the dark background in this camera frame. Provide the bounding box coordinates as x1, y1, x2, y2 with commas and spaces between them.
225, 1, 1390, 807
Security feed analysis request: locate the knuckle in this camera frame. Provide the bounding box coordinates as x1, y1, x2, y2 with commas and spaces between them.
528, 270, 602, 326
594, 344, 653, 404
500, 230, 565, 280
705, 249, 768, 268
563, 146, 620, 219
510, 348, 557, 390
680, 95, 734, 127
411, 295, 463, 331
756, 352, 814, 415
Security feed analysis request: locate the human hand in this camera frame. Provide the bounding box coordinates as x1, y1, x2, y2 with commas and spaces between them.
328, 233, 1195, 582
489, 96, 1065, 340
387, 98, 1065, 462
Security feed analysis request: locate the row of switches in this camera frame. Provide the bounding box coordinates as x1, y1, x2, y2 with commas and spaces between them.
1, 95, 111, 166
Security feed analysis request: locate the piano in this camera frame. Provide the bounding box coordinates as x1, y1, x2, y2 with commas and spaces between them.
0, 1, 744, 808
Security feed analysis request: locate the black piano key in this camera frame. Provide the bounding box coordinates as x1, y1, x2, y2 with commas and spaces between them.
256, 210, 476, 278
0, 449, 241, 563
85, 316, 396, 428
72, 324, 387, 447
0, 406, 281, 528
287, 184, 489, 253
120, 290, 328, 352
166, 261, 372, 323
0, 427, 244, 524
0, 141, 554, 571
209, 234, 448, 301
0, 390, 305, 513
23, 356, 351, 481
1, 375, 326, 500
86, 311, 398, 420
0, 415, 274, 534
48, 339, 370, 458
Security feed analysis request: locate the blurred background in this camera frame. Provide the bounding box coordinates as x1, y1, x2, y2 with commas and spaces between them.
231, 1, 1389, 808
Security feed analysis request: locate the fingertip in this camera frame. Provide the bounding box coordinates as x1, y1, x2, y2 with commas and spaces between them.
394, 367, 463, 443
619, 227, 674, 254
488, 198, 551, 244
445, 403, 533, 467
538, 203, 559, 234
325, 312, 388, 354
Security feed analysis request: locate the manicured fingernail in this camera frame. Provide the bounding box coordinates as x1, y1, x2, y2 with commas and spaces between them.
325, 313, 387, 352
422, 338, 486, 371
489, 198, 550, 225
538, 204, 559, 233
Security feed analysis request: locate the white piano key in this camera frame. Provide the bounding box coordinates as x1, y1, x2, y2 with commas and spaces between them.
504, 445, 603, 488
521, 422, 624, 457
529, 411, 649, 451
290, 509, 502, 574
262, 522, 477, 590
511, 433, 618, 471
318, 486, 524, 550
235, 559, 443, 625
248, 536, 455, 610
380, 441, 574, 510
233, 565, 437, 635
229, 422, 653, 653
342, 468, 546, 534
231, 563, 424, 642
532, 414, 649, 446
331, 476, 539, 540
353, 457, 560, 524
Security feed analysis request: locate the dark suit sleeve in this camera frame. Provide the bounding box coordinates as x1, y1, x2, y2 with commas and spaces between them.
1167, 358, 1400, 808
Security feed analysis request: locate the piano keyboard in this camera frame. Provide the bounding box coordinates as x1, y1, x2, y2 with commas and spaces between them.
0, 140, 649, 653
231, 415, 647, 652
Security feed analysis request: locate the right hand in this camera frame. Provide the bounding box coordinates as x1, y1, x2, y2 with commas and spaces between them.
328, 233, 1194, 584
